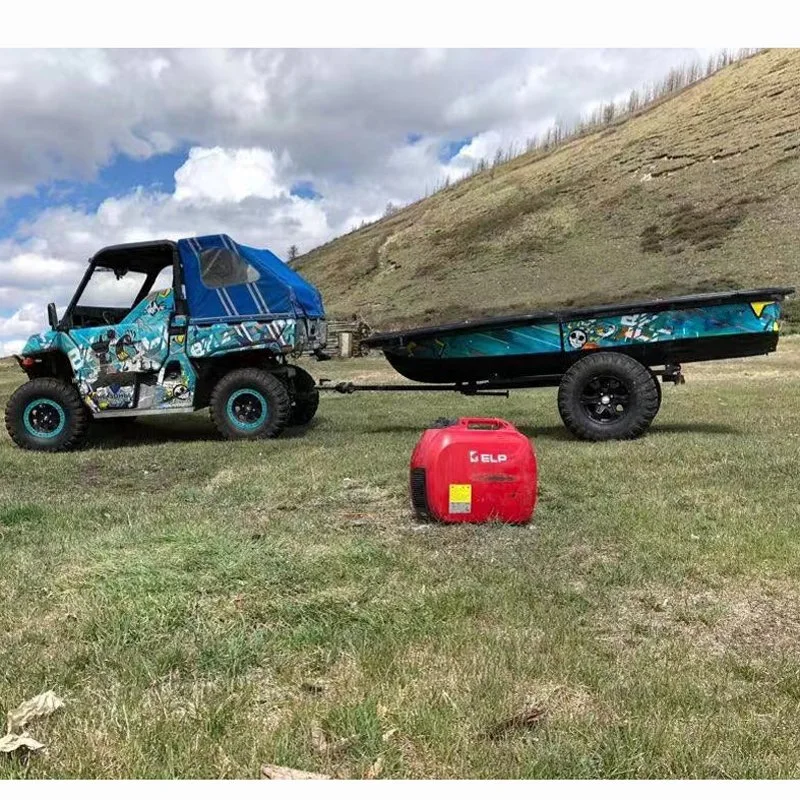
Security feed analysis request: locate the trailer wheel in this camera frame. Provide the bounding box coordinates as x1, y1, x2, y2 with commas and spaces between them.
557, 352, 660, 441
5, 377, 90, 452
648, 368, 663, 412
289, 366, 320, 426
210, 368, 291, 440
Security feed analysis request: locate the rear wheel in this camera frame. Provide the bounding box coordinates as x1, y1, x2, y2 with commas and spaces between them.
289, 366, 319, 426
557, 352, 660, 441
648, 368, 663, 412
210, 368, 291, 440
5, 377, 90, 452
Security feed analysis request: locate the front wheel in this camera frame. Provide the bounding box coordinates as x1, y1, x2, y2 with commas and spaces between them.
209, 368, 291, 440
557, 352, 661, 441
5, 377, 90, 452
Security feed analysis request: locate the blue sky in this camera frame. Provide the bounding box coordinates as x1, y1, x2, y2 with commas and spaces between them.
439, 136, 474, 163
289, 180, 322, 201
0, 151, 188, 239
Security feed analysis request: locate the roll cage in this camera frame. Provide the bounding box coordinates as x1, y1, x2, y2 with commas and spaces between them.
58, 240, 186, 330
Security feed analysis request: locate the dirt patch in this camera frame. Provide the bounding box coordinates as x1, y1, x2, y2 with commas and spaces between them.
516, 680, 604, 724
640, 201, 748, 254
335, 479, 404, 529
81, 463, 105, 488
607, 577, 800, 660
204, 468, 236, 493
640, 224, 663, 253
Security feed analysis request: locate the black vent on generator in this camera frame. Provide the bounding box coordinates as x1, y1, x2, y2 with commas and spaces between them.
410, 467, 431, 520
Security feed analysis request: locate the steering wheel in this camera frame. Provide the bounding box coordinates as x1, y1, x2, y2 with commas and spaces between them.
101, 310, 117, 325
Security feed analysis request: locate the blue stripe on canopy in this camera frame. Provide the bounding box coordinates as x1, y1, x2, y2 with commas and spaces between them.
178, 234, 325, 321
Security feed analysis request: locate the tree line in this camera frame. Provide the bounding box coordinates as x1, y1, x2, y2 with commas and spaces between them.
412, 48, 763, 202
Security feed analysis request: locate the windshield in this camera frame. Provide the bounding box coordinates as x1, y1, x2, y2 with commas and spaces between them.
79, 267, 152, 309
68, 265, 173, 329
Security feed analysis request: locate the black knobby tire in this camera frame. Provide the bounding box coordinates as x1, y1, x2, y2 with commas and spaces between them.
557, 352, 661, 441
648, 368, 663, 413
5, 377, 90, 452
289, 366, 319, 426
209, 368, 291, 440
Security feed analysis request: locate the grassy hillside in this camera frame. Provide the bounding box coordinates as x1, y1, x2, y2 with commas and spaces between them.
296, 49, 800, 329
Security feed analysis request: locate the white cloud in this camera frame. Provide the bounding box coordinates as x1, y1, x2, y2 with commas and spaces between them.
1, 304, 43, 334
0, 48, 715, 353
0, 48, 706, 202
0, 304, 46, 356
0, 252, 79, 288
1, 339, 27, 357
173, 146, 286, 203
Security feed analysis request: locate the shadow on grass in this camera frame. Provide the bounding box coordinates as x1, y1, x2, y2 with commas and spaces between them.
368, 420, 739, 440
84, 415, 321, 450
83, 416, 738, 451
515, 421, 739, 439
367, 422, 577, 440
649, 421, 739, 436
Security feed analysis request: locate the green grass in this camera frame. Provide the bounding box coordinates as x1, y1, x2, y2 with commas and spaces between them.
2, 342, 800, 778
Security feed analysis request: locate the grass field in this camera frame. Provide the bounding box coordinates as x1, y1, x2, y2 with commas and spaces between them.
2, 340, 800, 778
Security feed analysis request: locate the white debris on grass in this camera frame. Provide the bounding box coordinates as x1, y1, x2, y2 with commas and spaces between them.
0, 690, 64, 755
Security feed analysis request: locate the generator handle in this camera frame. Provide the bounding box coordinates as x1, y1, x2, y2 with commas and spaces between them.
457, 417, 513, 430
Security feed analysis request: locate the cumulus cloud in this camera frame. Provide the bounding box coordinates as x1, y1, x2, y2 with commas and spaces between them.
0, 305, 45, 356
0, 48, 713, 353
173, 147, 287, 203
0, 48, 707, 202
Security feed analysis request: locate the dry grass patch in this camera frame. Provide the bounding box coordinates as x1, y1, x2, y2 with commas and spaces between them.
608, 577, 800, 661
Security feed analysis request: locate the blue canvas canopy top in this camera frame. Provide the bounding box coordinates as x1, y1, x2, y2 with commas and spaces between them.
178, 234, 324, 323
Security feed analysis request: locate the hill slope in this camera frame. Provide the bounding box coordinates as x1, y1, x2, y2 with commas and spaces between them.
295, 49, 800, 329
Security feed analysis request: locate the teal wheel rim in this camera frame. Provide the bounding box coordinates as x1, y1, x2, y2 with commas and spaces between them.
23, 398, 66, 439
226, 388, 268, 431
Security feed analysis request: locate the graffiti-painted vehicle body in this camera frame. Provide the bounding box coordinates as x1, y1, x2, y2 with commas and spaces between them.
5, 235, 326, 451
360, 287, 795, 441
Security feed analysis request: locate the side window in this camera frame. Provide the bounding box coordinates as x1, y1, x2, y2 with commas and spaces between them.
199, 248, 260, 289
152, 265, 173, 293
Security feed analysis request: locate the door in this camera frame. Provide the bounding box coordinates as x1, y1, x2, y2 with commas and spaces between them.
69, 288, 175, 411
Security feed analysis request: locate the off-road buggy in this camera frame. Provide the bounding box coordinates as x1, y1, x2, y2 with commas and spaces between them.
5, 234, 326, 451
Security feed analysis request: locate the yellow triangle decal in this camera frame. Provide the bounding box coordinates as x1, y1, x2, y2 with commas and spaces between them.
750, 301, 774, 318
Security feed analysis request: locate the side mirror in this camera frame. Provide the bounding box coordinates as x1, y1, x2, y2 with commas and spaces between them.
47, 302, 58, 331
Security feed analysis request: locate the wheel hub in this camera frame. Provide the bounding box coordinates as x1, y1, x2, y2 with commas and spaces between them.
226, 388, 269, 431
581, 375, 630, 424
233, 396, 263, 423
23, 398, 66, 438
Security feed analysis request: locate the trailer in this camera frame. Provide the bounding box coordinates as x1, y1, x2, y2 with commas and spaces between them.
322, 287, 795, 441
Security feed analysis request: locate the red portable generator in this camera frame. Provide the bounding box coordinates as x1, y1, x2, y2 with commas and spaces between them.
409, 417, 537, 524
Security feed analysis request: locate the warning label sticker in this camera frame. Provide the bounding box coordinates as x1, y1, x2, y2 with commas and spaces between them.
449, 483, 472, 514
